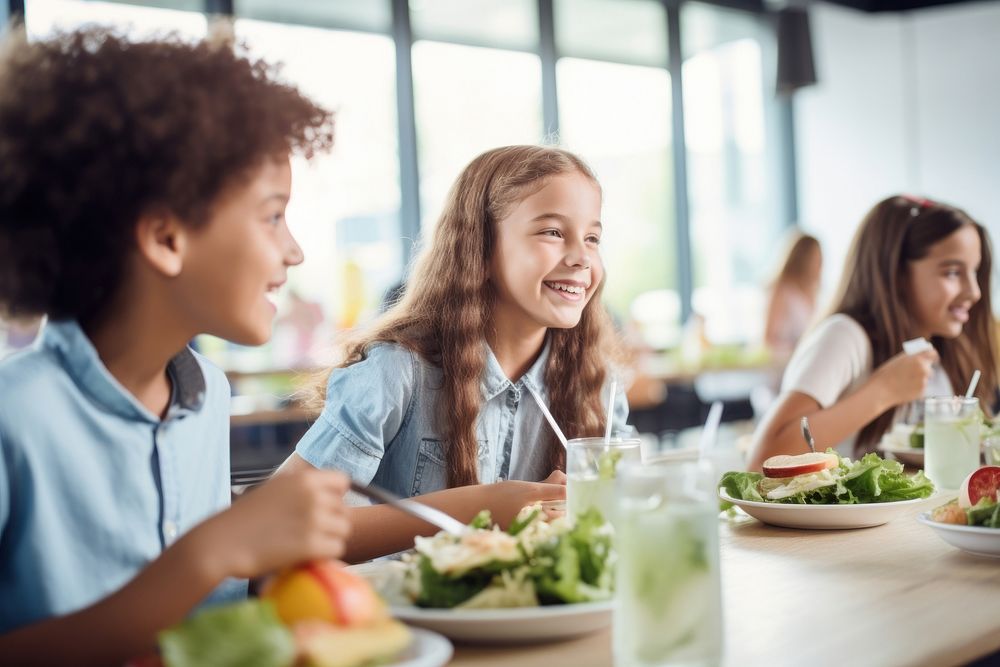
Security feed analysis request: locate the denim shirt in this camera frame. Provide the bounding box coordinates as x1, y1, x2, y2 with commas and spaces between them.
295, 341, 629, 498
0, 321, 245, 633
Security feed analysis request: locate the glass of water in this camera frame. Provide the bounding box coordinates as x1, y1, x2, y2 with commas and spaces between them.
566, 437, 642, 526
924, 396, 981, 490
614, 459, 723, 667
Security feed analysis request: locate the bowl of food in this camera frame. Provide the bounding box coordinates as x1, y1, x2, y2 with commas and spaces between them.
920, 466, 1000, 557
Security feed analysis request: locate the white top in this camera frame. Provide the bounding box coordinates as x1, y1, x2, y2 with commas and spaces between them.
780, 314, 953, 456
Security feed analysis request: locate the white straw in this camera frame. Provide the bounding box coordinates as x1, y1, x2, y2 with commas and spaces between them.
526, 383, 569, 449
699, 401, 724, 459
604, 379, 617, 445
966, 369, 982, 398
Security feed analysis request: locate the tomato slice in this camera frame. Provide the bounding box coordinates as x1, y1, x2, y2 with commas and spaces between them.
965, 466, 1000, 506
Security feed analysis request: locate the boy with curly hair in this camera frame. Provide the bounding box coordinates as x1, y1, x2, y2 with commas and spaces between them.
0, 28, 351, 664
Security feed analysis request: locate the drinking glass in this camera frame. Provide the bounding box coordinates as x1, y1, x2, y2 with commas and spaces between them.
614, 460, 723, 667
924, 396, 980, 490
566, 437, 642, 525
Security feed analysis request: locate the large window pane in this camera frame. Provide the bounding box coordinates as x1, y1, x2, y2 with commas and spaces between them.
214, 19, 401, 371
26, 0, 207, 39
682, 2, 781, 346
412, 41, 543, 227
558, 59, 675, 347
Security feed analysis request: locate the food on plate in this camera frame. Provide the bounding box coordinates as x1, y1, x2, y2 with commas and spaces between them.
719, 450, 935, 506
158, 561, 410, 667
761, 452, 839, 478
930, 466, 1000, 529
262, 560, 383, 627
402, 504, 614, 609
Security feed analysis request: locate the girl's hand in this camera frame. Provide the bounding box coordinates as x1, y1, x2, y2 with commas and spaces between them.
477, 475, 566, 528
871, 349, 938, 408
199, 468, 351, 580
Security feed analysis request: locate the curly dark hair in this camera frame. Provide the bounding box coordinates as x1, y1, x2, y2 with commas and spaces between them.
0, 28, 335, 323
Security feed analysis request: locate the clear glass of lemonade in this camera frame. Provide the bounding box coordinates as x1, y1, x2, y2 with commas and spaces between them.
614, 460, 723, 667
566, 437, 642, 525
924, 396, 981, 490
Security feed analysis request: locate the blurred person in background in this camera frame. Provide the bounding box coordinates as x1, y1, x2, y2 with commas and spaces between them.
763, 231, 822, 363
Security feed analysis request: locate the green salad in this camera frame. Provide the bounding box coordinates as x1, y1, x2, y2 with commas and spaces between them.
719, 451, 935, 508
403, 505, 614, 609
967, 497, 1000, 527
159, 600, 295, 667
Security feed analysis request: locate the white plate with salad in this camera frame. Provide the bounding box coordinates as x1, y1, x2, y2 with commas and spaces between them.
720, 488, 929, 529
718, 451, 936, 529
919, 466, 1000, 557
351, 505, 615, 643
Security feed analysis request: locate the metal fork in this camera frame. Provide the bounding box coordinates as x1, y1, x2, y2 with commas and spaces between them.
349, 480, 468, 536
800, 416, 817, 453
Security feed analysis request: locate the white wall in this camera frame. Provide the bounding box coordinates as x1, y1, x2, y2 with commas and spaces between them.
795, 0, 1000, 303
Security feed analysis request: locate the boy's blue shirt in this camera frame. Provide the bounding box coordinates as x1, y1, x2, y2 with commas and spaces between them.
296, 340, 630, 498
0, 320, 245, 634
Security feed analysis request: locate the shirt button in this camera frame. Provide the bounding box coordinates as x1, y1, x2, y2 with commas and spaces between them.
163, 520, 179, 544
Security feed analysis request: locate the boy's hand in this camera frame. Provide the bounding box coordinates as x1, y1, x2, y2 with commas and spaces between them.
873, 349, 938, 407
202, 469, 351, 580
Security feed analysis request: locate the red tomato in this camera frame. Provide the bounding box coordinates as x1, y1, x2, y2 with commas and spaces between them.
960, 466, 1000, 507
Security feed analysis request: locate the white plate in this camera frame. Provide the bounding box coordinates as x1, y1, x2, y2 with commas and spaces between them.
917, 511, 1000, 558
878, 443, 925, 467
393, 627, 454, 667
351, 562, 612, 643
719, 488, 929, 529
390, 600, 612, 643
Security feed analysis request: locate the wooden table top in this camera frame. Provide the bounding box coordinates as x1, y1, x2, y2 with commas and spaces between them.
448, 498, 1000, 667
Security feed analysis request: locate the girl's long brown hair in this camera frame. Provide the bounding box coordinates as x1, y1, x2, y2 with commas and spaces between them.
774, 232, 821, 296
317, 145, 621, 487
831, 195, 997, 454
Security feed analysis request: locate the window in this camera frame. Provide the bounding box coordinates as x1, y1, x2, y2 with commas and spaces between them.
555, 0, 677, 348
682, 2, 783, 345
410, 1, 542, 228
217, 15, 402, 370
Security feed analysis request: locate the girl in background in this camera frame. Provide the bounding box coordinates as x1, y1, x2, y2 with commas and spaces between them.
749, 195, 996, 469
281, 145, 628, 562
764, 231, 822, 361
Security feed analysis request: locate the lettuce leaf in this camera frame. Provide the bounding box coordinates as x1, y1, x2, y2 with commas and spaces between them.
718, 471, 764, 509
967, 497, 1000, 528
159, 600, 294, 667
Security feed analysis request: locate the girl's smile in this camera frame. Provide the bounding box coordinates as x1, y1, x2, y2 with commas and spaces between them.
543, 279, 589, 301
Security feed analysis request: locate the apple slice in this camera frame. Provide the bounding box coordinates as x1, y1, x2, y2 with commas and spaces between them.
958, 466, 1000, 508
762, 452, 839, 478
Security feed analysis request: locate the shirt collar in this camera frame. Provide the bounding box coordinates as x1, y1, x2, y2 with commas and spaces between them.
41, 320, 207, 423
481, 337, 551, 401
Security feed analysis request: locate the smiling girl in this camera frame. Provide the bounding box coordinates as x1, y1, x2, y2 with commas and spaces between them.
280, 145, 627, 561
748, 195, 998, 469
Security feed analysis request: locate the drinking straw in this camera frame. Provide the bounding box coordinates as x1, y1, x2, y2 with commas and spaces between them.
526, 383, 569, 449
604, 379, 617, 445
966, 370, 982, 398
699, 401, 724, 459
